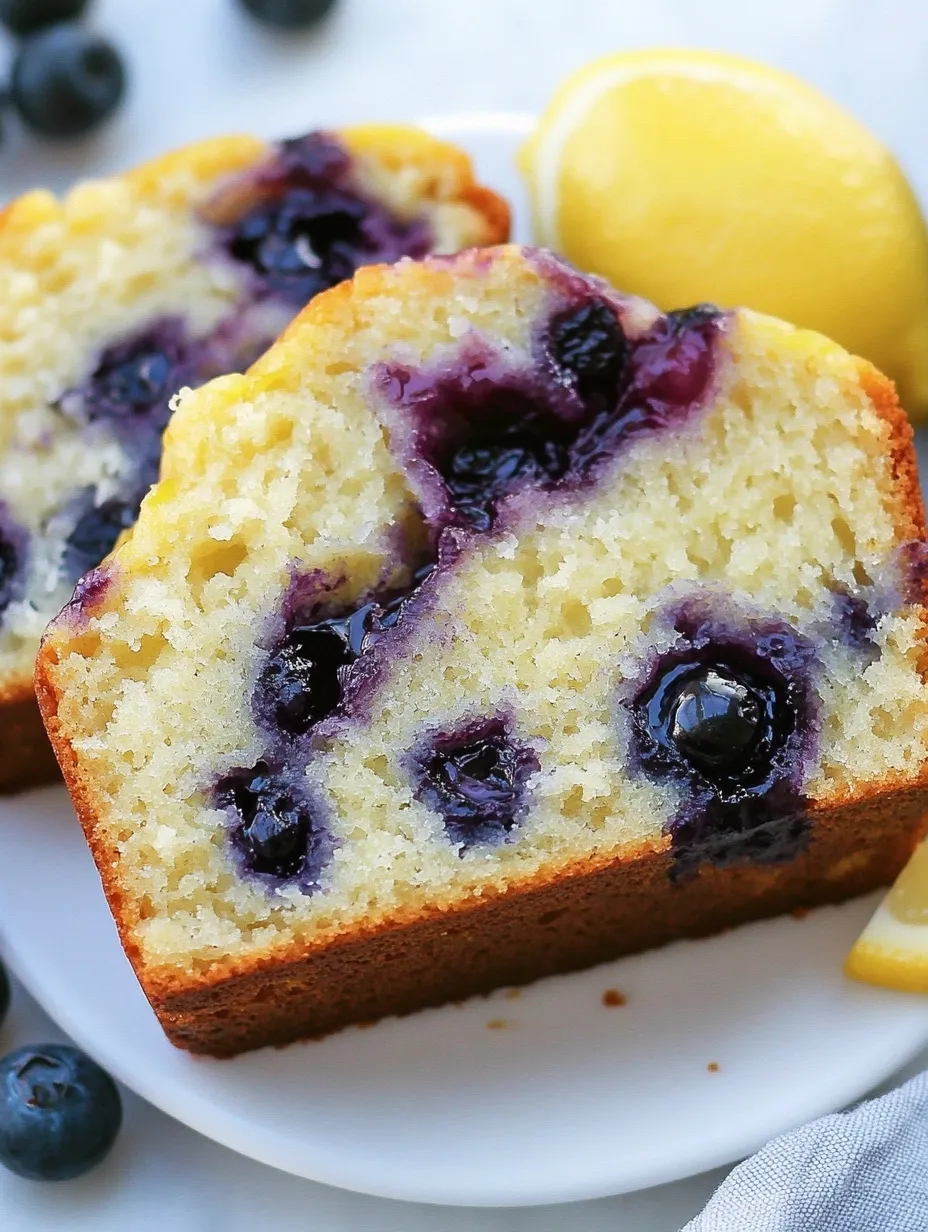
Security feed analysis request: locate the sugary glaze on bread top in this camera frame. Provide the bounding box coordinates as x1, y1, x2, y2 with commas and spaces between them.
0, 126, 508, 698
37, 245, 928, 995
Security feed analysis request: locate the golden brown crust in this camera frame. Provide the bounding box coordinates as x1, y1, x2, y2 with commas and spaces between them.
36, 628, 928, 1056
154, 788, 928, 1055
0, 682, 61, 793
857, 361, 927, 547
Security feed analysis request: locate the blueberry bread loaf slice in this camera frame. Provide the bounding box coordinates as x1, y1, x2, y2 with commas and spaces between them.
0, 125, 508, 791
37, 245, 928, 1055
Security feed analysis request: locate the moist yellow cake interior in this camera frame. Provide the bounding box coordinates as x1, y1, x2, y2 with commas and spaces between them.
0, 127, 497, 685
42, 247, 928, 980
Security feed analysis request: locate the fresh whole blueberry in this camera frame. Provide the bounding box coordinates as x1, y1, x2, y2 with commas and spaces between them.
668, 667, 763, 772
0, 960, 9, 1029
0, 1044, 122, 1181
0, 0, 87, 35
11, 26, 126, 140
238, 0, 337, 30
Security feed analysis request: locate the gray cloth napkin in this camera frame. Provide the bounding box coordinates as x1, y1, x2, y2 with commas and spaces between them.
684, 1072, 928, 1231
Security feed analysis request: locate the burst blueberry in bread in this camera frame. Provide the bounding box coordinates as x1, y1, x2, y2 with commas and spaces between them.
0, 125, 508, 792
37, 245, 928, 1056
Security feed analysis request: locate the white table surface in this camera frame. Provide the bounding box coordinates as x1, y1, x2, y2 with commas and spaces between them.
3, 0, 928, 1227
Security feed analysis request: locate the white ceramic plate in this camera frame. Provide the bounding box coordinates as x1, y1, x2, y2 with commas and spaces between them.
1, 115, 928, 1209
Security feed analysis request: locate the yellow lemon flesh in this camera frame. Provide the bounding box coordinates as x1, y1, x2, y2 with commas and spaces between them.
846, 839, 928, 992
520, 49, 928, 416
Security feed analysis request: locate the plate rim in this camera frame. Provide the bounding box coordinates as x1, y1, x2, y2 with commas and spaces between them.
5, 872, 928, 1207
3, 112, 928, 1207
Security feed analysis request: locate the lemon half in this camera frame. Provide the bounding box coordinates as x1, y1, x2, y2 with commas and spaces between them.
520, 48, 928, 416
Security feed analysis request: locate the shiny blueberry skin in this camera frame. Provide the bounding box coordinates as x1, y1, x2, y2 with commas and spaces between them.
629, 606, 818, 876
216, 760, 333, 887
548, 300, 628, 406
662, 665, 766, 776
221, 133, 430, 307
256, 565, 433, 736
11, 26, 126, 140
0, 961, 9, 1029
379, 300, 722, 533
0, 0, 87, 35
0, 1044, 122, 1181
238, 0, 337, 29
412, 719, 540, 851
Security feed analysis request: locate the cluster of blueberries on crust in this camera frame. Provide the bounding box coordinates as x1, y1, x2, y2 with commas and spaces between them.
0, 132, 435, 635
214, 285, 743, 890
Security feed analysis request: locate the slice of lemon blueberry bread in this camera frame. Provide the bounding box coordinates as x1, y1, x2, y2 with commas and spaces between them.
37, 245, 928, 1056
0, 125, 507, 792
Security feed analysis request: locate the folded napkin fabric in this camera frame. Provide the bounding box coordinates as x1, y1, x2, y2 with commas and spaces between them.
685, 1072, 928, 1231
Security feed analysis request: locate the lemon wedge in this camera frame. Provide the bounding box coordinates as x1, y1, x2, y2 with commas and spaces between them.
846, 839, 928, 992
519, 48, 928, 416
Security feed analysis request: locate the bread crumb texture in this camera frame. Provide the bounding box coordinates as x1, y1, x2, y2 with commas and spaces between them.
39, 245, 928, 992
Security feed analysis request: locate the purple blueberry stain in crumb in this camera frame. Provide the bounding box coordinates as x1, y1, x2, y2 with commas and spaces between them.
830, 584, 879, 656
215, 759, 333, 890
410, 717, 540, 852
213, 132, 432, 308
59, 563, 114, 623
564, 305, 723, 476
624, 597, 819, 878
57, 316, 196, 447
254, 561, 436, 738
375, 297, 724, 534
897, 538, 928, 605
377, 350, 579, 532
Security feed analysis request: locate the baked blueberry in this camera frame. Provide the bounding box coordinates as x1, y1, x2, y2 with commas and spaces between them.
216, 760, 331, 884
380, 358, 572, 531
629, 605, 818, 875
0, 0, 87, 36
238, 0, 337, 30
0, 1044, 121, 1181
62, 493, 137, 583
222, 134, 430, 308
667, 667, 764, 774
443, 428, 567, 532
57, 320, 192, 435
413, 720, 539, 850
11, 26, 126, 140
258, 616, 357, 736
256, 565, 434, 735
568, 304, 722, 474
548, 299, 628, 406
